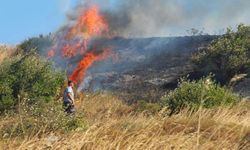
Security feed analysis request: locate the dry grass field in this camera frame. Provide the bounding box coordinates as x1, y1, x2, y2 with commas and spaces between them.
1, 93, 249, 150
0, 45, 16, 63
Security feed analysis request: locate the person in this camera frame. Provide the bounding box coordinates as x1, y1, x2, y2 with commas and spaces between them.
63, 80, 75, 113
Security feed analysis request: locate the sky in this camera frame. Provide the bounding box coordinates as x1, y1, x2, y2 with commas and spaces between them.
0, 0, 78, 44
0, 0, 250, 44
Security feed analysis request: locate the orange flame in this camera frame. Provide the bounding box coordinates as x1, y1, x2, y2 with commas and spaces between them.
67, 5, 108, 39
63, 5, 112, 84
69, 48, 112, 84
47, 49, 55, 58
62, 41, 88, 58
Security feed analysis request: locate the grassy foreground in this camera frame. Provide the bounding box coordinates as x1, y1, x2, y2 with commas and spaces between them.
0, 93, 249, 150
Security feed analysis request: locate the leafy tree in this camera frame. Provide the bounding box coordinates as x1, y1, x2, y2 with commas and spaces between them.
192, 24, 250, 83
0, 52, 64, 112
18, 34, 53, 55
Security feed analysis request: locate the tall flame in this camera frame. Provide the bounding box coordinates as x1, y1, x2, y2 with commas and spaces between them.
47, 5, 112, 85
69, 48, 111, 83
67, 5, 108, 39
66, 5, 111, 84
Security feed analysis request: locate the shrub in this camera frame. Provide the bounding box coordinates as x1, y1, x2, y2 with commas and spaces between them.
192, 24, 250, 83
161, 76, 240, 114
0, 52, 64, 112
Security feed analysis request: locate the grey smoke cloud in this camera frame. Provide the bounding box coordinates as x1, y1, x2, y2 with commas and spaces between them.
68, 0, 250, 37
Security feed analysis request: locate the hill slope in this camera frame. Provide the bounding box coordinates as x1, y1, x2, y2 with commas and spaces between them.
56, 35, 217, 101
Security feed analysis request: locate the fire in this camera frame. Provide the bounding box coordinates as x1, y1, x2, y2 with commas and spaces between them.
64, 5, 112, 84
47, 5, 111, 85
47, 49, 55, 58
47, 5, 112, 85
61, 40, 88, 58
67, 5, 108, 39
62, 43, 78, 58
61, 5, 108, 59
69, 48, 112, 83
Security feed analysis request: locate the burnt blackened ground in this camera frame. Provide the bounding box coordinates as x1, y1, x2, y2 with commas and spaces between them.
31, 34, 218, 102
83, 35, 217, 103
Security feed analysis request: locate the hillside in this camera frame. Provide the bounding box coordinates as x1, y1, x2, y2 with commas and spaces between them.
1, 34, 250, 150
2, 0, 250, 149
30, 35, 217, 101
83, 36, 215, 100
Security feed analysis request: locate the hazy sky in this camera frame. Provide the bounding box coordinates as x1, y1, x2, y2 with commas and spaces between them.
0, 0, 250, 44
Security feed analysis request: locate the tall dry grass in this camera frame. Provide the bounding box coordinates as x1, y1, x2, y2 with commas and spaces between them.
0, 45, 16, 63
1, 93, 249, 150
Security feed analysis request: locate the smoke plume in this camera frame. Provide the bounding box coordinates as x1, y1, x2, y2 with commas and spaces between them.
66, 0, 250, 37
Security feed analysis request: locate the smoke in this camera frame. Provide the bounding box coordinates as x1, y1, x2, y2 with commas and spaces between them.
67, 0, 250, 37
47, 0, 250, 91
57, 0, 72, 13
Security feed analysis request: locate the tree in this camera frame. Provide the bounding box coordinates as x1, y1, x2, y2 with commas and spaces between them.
0, 52, 64, 112
18, 35, 53, 55
192, 24, 250, 83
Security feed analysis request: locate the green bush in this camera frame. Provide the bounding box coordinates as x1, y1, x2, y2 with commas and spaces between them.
161, 76, 240, 114
192, 24, 250, 83
0, 52, 64, 112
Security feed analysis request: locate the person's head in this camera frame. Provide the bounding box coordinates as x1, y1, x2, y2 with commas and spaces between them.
68, 80, 74, 87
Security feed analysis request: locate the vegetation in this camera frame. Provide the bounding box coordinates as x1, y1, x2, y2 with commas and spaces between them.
0, 45, 16, 63
192, 24, 250, 83
18, 34, 53, 55
161, 76, 240, 114
0, 48, 86, 138
1, 24, 250, 149
135, 100, 161, 114
0, 52, 64, 112
1, 93, 249, 150
0, 100, 87, 138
